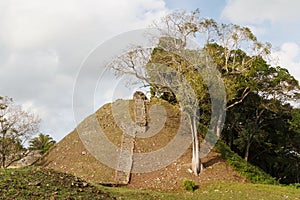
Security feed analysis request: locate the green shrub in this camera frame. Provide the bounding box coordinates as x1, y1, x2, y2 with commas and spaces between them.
183, 179, 197, 191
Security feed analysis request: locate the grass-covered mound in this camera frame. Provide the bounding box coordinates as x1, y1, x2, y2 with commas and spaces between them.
0, 167, 114, 199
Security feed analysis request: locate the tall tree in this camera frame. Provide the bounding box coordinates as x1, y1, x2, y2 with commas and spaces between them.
111, 10, 209, 175
0, 96, 40, 168
225, 92, 275, 161
223, 92, 300, 183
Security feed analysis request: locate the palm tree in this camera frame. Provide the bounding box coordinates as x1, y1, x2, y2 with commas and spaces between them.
29, 133, 56, 154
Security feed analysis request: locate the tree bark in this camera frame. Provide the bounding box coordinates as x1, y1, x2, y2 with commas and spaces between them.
1, 154, 5, 168
1, 131, 5, 168
216, 112, 224, 138
244, 141, 251, 161
191, 116, 202, 175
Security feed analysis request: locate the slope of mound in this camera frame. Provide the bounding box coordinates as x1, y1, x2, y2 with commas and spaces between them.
39, 99, 246, 191
38, 103, 118, 184
0, 166, 114, 199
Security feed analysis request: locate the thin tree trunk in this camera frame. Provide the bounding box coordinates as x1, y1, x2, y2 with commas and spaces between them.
244, 142, 251, 161
216, 112, 223, 138
191, 116, 202, 175
2, 154, 5, 168
1, 135, 5, 169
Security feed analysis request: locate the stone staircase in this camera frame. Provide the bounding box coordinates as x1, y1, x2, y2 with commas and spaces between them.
114, 133, 135, 184
114, 92, 147, 184
134, 98, 147, 126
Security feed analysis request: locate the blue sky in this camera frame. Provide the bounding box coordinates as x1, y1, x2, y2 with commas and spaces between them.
165, 0, 226, 18
165, 0, 300, 46
0, 0, 299, 141
166, 0, 300, 83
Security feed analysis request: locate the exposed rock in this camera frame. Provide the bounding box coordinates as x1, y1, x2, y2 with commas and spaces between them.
28, 181, 41, 186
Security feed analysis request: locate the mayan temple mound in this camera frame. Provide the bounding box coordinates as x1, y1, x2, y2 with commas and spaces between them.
39, 92, 246, 191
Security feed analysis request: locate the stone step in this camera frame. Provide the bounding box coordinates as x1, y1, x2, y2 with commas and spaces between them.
114, 133, 135, 184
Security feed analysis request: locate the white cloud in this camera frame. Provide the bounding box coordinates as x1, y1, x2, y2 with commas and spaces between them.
0, 0, 168, 140
1, 0, 167, 49
221, 0, 300, 83
245, 25, 266, 37
222, 0, 300, 24
271, 42, 300, 82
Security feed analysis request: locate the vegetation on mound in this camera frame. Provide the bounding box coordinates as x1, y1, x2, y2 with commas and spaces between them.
0, 167, 114, 200
0, 166, 298, 200
216, 141, 278, 185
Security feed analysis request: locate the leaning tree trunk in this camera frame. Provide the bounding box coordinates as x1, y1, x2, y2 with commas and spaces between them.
191, 116, 202, 176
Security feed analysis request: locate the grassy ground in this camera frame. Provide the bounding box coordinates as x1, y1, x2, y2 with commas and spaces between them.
0, 167, 114, 200
99, 182, 300, 200
0, 167, 299, 200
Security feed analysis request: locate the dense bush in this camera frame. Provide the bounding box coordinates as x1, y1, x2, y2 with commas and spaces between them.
182, 179, 198, 191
